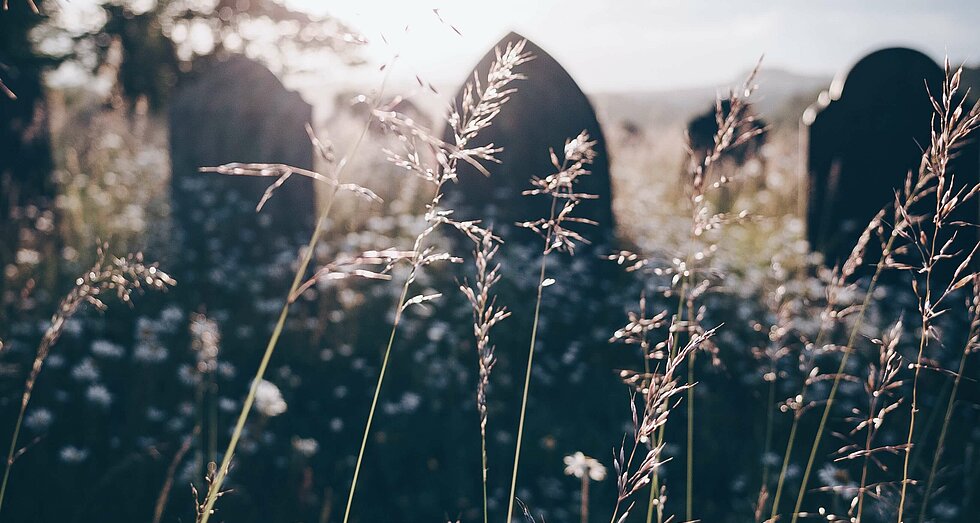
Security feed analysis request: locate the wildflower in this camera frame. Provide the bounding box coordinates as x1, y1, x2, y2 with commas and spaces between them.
563, 451, 607, 481
134, 342, 168, 363
254, 379, 287, 417
219, 398, 237, 412
71, 358, 100, 382
59, 446, 89, 464
292, 437, 319, 457
24, 408, 53, 430
90, 339, 124, 358
86, 384, 113, 408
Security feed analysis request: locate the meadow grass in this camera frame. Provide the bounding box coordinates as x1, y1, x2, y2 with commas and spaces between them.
2, 33, 979, 523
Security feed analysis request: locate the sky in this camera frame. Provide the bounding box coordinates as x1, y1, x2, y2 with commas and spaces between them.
285, 0, 980, 93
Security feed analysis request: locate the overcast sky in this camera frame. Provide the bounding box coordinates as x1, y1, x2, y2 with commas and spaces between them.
287, 0, 980, 92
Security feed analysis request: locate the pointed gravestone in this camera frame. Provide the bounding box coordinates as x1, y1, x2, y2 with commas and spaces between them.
441, 32, 615, 269
804, 47, 979, 270
169, 55, 315, 313
425, 33, 623, 522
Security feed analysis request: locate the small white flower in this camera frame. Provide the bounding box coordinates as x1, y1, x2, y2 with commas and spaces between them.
292, 437, 319, 457
219, 397, 237, 412
91, 339, 124, 358
59, 445, 89, 464
71, 358, 100, 382
86, 384, 113, 408
401, 392, 421, 412
25, 408, 53, 430
254, 379, 287, 417
563, 451, 607, 481
134, 343, 168, 363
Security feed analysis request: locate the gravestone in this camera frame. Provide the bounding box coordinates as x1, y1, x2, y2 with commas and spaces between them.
686, 98, 768, 210
422, 32, 623, 523
687, 99, 767, 169
441, 32, 616, 266
804, 47, 980, 270
169, 55, 315, 312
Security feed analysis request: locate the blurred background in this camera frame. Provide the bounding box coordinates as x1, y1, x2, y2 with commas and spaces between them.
2, 1, 980, 522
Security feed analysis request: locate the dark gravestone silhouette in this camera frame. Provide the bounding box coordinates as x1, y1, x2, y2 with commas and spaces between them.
687, 99, 767, 168
805, 47, 979, 269
167, 57, 316, 522
169, 55, 315, 314
441, 32, 616, 265
686, 99, 768, 210
401, 32, 623, 523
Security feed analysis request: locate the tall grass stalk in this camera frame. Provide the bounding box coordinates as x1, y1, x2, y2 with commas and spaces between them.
343, 41, 530, 523
792, 59, 980, 523
769, 209, 882, 520
460, 230, 509, 523
896, 60, 980, 523
196, 70, 387, 523
852, 321, 904, 523
918, 280, 978, 520
506, 236, 550, 523
610, 328, 710, 523
790, 255, 888, 523
508, 130, 598, 523
0, 247, 174, 516
342, 267, 411, 523
685, 326, 695, 520
644, 64, 762, 523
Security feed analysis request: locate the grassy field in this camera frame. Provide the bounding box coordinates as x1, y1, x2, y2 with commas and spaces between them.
1, 33, 979, 523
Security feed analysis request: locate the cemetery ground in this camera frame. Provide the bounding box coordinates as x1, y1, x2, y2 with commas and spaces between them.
1, 30, 980, 523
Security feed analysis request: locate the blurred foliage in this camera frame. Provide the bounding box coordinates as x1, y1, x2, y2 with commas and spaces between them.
77, 0, 363, 110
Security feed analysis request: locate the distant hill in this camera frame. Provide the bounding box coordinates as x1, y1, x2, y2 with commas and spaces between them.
590, 67, 830, 132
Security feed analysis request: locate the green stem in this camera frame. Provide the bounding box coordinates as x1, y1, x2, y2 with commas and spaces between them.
342, 277, 411, 523
644, 279, 689, 523
198, 71, 385, 523
482, 430, 490, 523
855, 380, 878, 523
758, 371, 776, 521
198, 199, 333, 523
899, 226, 938, 523
918, 343, 971, 521
771, 411, 801, 520
645, 478, 658, 523
685, 349, 694, 521
681, 279, 693, 521
505, 248, 549, 523
0, 405, 25, 514
771, 277, 838, 519
790, 257, 887, 523
898, 324, 927, 522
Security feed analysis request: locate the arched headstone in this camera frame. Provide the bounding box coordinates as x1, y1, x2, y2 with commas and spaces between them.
418, 32, 624, 522
169, 55, 315, 313
804, 48, 979, 269
441, 32, 615, 270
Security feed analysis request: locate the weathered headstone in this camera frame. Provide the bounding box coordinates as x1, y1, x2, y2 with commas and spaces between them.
441, 32, 616, 266
687, 98, 767, 169
686, 98, 768, 210
169, 55, 315, 310
804, 47, 979, 269
428, 33, 623, 523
